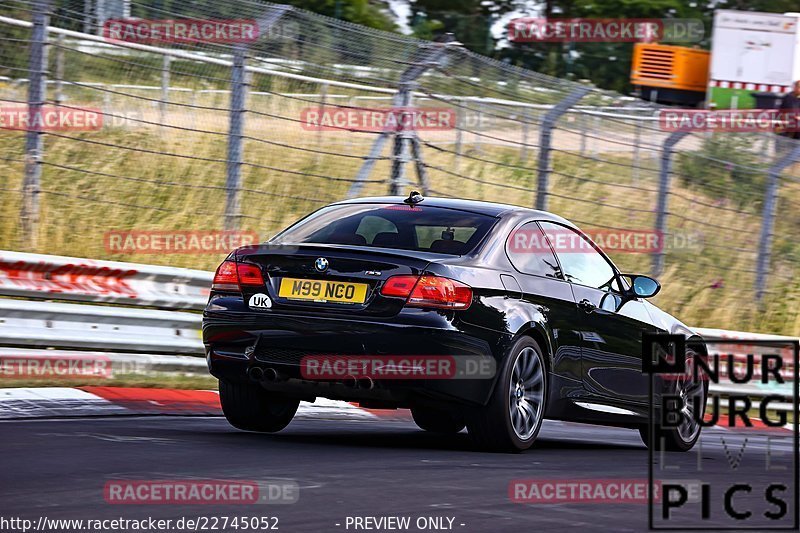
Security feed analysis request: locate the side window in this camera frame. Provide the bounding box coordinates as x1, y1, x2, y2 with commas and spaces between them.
538, 221, 616, 290
506, 221, 562, 278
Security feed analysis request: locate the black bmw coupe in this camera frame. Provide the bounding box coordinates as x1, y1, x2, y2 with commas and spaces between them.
203, 194, 707, 452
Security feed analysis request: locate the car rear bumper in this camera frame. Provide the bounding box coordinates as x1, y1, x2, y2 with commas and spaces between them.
203, 309, 506, 408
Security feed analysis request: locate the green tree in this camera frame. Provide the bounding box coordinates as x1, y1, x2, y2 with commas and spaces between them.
501, 0, 800, 92
501, 0, 706, 92
285, 0, 397, 31
411, 0, 518, 54
123, 0, 397, 31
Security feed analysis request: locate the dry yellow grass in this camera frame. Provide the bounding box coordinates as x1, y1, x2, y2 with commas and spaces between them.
1, 93, 798, 336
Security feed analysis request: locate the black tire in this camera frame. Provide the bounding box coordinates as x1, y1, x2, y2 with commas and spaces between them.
639, 348, 707, 452
411, 407, 466, 434
219, 379, 299, 433
466, 337, 547, 452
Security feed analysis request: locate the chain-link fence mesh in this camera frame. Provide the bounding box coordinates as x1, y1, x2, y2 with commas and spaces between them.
1, 0, 800, 334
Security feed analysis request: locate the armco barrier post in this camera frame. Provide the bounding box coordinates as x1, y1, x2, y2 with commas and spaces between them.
755, 142, 800, 302
652, 131, 689, 277
535, 86, 590, 211
224, 44, 248, 230
20, 0, 51, 250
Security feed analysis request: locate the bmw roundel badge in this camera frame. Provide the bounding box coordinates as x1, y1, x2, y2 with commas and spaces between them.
314, 257, 329, 272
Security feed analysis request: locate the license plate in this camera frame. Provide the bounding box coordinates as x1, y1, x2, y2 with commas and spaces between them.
278, 278, 368, 304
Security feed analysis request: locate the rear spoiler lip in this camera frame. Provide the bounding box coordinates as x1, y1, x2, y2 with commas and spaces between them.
234, 241, 468, 262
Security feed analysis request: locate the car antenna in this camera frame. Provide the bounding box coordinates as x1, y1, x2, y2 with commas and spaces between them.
403, 191, 424, 207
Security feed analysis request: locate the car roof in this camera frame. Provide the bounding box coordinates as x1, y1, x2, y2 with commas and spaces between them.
333, 196, 574, 225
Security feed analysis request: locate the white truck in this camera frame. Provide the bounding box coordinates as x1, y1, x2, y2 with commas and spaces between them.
709, 10, 800, 109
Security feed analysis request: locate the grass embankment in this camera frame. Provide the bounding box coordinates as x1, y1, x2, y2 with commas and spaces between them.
2, 113, 799, 336
1, 48, 799, 337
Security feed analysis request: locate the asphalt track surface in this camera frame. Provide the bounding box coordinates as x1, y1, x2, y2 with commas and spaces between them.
0, 415, 796, 533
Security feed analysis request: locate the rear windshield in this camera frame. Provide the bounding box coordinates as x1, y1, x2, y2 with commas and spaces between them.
272, 204, 496, 255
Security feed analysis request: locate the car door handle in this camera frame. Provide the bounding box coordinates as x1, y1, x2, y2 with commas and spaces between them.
578, 299, 596, 313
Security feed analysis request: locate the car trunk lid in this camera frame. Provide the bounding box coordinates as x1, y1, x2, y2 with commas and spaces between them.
235, 243, 437, 316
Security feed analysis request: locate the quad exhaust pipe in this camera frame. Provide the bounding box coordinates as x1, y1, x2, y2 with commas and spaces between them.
344, 375, 374, 390
250, 368, 373, 389
248, 366, 284, 382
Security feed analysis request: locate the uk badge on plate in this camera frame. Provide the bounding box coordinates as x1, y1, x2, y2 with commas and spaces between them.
249, 293, 272, 309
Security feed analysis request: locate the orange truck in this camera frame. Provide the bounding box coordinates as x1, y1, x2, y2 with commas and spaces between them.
630, 43, 710, 106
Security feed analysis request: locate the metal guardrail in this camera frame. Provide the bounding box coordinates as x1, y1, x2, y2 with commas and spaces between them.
0, 251, 795, 412
0, 299, 201, 354
0, 347, 208, 375
0, 250, 207, 355
684, 328, 796, 408
0, 250, 212, 310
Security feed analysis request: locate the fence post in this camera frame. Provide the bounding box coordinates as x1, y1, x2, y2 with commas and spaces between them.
535, 86, 590, 211
454, 97, 463, 173
159, 54, 171, 127
389, 84, 412, 195
224, 45, 248, 230
315, 82, 328, 165
102, 87, 111, 118
348, 35, 456, 198
54, 33, 64, 105
652, 131, 689, 277
520, 107, 530, 161
20, 0, 51, 250
755, 142, 800, 301
579, 110, 586, 156
95, 0, 106, 34
190, 89, 197, 130
473, 100, 482, 153
409, 136, 429, 193
632, 115, 642, 180
221, 5, 290, 226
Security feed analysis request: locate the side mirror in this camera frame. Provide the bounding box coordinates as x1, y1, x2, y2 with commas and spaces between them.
624, 274, 661, 299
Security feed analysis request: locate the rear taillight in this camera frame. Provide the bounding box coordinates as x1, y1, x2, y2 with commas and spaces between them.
380, 275, 472, 310
380, 275, 420, 298
212, 260, 265, 291
237, 263, 264, 286
212, 261, 239, 291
